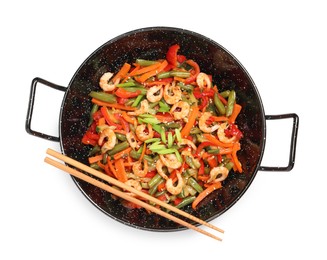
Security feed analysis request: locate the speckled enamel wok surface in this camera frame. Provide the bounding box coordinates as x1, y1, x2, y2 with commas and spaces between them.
26, 27, 299, 231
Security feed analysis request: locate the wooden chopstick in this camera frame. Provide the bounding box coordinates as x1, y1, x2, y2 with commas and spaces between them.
45, 148, 224, 241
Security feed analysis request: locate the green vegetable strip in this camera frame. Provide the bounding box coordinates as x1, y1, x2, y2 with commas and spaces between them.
89, 91, 116, 103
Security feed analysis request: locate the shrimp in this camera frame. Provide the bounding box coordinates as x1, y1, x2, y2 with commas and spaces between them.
132, 160, 148, 178
170, 101, 190, 120
166, 172, 184, 195
127, 99, 149, 116
196, 72, 211, 89
163, 82, 182, 104
98, 127, 117, 153
124, 180, 142, 197
199, 112, 219, 133
155, 159, 169, 180
126, 132, 140, 149
179, 138, 197, 150
147, 85, 163, 103
99, 72, 119, 92
217, 122, 236, 143
159, 154, 181, 169
135, 124, 154, 142
207, 166, 229, 183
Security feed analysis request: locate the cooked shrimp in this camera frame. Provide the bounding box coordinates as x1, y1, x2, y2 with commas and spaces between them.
155, 159, 169, 180
124, 180, 142, 197
135, 124, 153, 142
147, 85, 163, 103
163, 82, 182, 104
132, 160, 148, 178
179, 138, 197, 150
196, 72, 211, 89
170, 101, 190, 120
99, 72, 119, 92
159, 154, 181, 169
207, 166, 229, 183
127, 99, 149, 116
199, 112, 219, 133
98, 127, 117, 153
166, 172, 184, 195
126, 132, 140, 149
217, 122, 236, 143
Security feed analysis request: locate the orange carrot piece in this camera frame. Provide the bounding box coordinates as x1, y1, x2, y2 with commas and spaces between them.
139, 142, 147, 162
114, 158, 128, 182
180, 105, 199, 138
113, 147, 132, 160
232, 142, 243, 173
88, 154, 103, 164
210, 116, 229, 122
203, 133, 234, 148
129, 62, 161, 77
111, 63, 131, 83
98, 117, 106, 126
121, 111, 137, 125
228, 104, 242, 124
137, 60, 168, 83
192, 182, 222, 209
91, 98, 137, 111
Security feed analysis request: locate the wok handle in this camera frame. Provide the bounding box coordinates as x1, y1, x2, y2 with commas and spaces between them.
25, 77, 66, 142
259, 113, 299, 171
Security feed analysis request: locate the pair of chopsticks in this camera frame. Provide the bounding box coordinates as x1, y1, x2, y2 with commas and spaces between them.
44, 148, 224, 241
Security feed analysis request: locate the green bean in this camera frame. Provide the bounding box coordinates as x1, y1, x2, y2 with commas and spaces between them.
164, 122, 182, 129
89, 91, 116, 103
190, 127, 201, 134
90, 163, 101, 170
220, 90, 230, 98
136, 59, 158, 66
107, 141, 129, 156
225, 90, 236, 117
132, 94, 144, 107
214, 92, 226, 115
88, 145, 100, 156
130, 150, 140, 160
157, 71, 171, 79
207, 148, 220, 154
178, 83, 194, 92
175, 196, 196, 209
188, 177, 204, 193
185, 156, 196, 169
224, 161, 234, 171
88, 104, 99, 126
148, 173, 163, 188
149, 178, 165, 195
157, 71, 191, 79
115, 133, 126, 141
121, 87, 147, 95
116, 82, 136, 87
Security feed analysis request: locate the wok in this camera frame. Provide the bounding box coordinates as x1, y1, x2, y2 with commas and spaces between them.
26, 27, 299, 231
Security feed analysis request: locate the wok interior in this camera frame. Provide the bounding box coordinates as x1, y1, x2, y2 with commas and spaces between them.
60, 27, 265, 231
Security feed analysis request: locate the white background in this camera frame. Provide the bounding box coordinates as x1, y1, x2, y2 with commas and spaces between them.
1, 0, 326, 259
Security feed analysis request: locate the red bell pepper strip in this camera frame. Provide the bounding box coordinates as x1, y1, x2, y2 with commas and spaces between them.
166, 44, 180, 66
184, 59, 200, 84
115, 88, 141, 98
224, 123, 243, 139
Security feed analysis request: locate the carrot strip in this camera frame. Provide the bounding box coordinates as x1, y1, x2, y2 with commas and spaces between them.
137, 60, 168, 83
122, 111, 137, 125
129, 62, 161, 77
210, 116, 229, 122
88, 154, 103, 164
91, 98, 137, 111
180, 105, 199, 138
228, 104, 242, 124
114, 158, 128, 183
111, 63, 131, 83
98, 117, 106, 126
96, 160, 105, 170
232, 142, 243, 173
113, 147, 132, 160
139, 142, 147, 162
192, 182, 222, 209
203, 133, 234, 148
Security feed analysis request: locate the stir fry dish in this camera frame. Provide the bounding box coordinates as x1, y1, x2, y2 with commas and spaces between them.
81, 44, 244, 210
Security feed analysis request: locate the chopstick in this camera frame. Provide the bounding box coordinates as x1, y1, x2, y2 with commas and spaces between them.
44, 148, 224, 241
